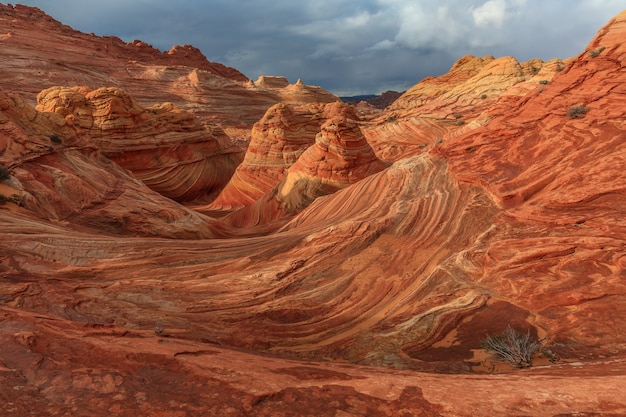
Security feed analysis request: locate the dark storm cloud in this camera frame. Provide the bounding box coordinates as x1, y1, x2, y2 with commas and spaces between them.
15, 0, 626, 95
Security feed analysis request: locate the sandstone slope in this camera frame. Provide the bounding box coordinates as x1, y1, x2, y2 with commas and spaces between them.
363, 54, 568, 162
0, 89, 222, 238
0, 4, 337, 136
1, 6, 626, 417
208, 102, 328, 210
36, 86, 242, 203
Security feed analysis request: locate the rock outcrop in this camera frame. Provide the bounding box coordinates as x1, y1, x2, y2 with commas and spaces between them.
0, 89, 221, 238
276, 102, 387, 212
218, 102, 387, 228
209, 102, 327, 210
363, 54, 569, 163
36, 86, 242, 202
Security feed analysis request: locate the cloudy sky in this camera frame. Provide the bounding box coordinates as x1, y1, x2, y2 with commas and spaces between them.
17, 0, 625, 96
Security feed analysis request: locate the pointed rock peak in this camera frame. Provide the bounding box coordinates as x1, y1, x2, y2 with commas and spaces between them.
276, 108, 386, 211
585, 9, 626, 57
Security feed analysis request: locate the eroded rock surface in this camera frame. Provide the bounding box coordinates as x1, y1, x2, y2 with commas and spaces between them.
0, 4, 337, 136
1, 5, 626, 417
36, 86, 242, 202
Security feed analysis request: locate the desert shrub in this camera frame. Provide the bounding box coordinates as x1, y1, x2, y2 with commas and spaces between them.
588, 46, 605, 58
0, 165, 9, 182
567, 105, 588, 119
49, 134, 62, 144
538, 80, 549, 85
480, 94, 487, 99
481, 325, 541, 368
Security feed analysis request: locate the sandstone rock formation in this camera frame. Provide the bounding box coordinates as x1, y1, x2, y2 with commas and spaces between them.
209, 102, 328, 210
363, 54, 568, 163
276, 102, 388, 213
1, 5, 626, 417
218, 102, 387, 228
35, 86, 242, 202
0, 4, 338, 138
0, 89, 221, 238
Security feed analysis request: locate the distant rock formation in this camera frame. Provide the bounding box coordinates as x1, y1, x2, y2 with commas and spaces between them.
0, 4, 338, 138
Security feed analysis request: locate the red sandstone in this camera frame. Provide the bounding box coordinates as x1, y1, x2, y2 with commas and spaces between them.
1, 5, 626, 416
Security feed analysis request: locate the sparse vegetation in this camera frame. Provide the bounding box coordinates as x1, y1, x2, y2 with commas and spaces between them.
588, 46, 606, 58
0, 164, 10, 182
538, 80, 549, 85
454, 119, 465, 126
481, 325, 542, 368
49, 134, 63, 144
567, 105, 588, 119
556, 62, 566, 72
0, 194, 21, 206
480, 94, 487, 99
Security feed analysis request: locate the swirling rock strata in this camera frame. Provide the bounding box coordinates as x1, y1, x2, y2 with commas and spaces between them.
209, 102, 327, 210
1, 7, 626, 417
36, 86, 242, 202
0, 4, 337, 136
220, 102, 387, 227
0, 89, 219, 238
430, 9, 626, 359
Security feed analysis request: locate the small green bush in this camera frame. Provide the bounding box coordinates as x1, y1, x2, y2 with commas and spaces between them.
0, 165, 10, 182
481, 326, 541, 368
49, 134, 63, 144
538, 80, 549, 85
567, 105, 588, 119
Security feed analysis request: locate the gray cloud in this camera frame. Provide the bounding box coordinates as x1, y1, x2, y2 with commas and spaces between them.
17, 0, 626, 96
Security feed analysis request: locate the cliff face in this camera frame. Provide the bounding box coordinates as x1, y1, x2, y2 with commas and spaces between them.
1, 5, 626, 416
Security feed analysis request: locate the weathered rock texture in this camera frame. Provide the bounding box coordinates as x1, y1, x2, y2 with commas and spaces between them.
36, 86, 242, 202
0, 89, 221, 238
216, 102, 387, 229
1, 5, 626, 417
0, 4, 337, 137
363, 54, 568, 162
209, 102, 328, 210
